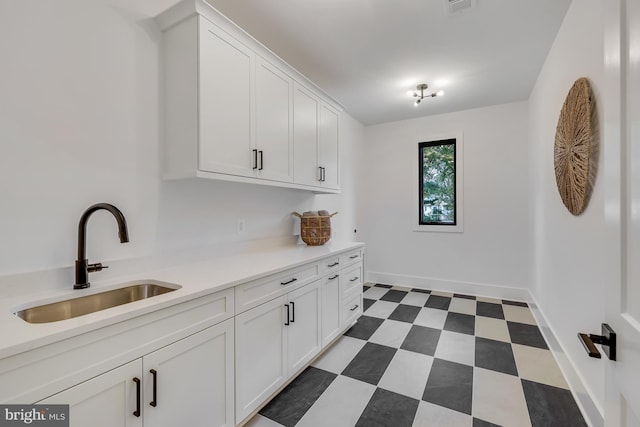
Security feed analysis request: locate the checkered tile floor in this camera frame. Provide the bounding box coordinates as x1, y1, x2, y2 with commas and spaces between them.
245, 283, 587, 427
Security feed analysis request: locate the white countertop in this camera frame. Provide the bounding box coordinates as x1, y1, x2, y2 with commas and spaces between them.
0, 240, 364, 360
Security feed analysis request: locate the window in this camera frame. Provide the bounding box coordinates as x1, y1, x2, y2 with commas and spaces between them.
416, 135, 463, 232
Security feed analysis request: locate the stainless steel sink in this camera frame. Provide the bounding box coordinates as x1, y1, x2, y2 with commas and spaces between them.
14, 282, 180, 324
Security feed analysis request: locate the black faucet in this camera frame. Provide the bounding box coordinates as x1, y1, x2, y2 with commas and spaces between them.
75, 203, 130, 289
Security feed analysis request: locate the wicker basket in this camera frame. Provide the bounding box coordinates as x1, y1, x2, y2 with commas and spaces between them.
293, 211, 338, 246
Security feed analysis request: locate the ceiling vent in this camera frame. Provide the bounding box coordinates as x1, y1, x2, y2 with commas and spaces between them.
444, 0, 476, 15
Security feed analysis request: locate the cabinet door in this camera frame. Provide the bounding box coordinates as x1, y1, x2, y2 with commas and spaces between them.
293, 83, 320, 186
38, 360, 142, 427
255, 58, 293, 183
199, 17, 255, 177
288, 280, 322, 374
235, 296, 288, 422
143, 319, 235, 427
318, 104, 340, 189
321, 273, 342, 347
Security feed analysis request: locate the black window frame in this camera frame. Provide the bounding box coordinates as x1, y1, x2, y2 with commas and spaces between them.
418, 138, 457, 226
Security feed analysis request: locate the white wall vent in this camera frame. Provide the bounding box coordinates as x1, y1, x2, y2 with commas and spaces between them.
444, 0, 476, 16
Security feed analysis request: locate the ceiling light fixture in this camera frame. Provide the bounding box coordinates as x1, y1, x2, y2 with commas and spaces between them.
409, 84, 444, 106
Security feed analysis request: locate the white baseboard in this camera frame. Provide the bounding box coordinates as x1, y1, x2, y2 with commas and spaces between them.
366, 271, 531, 301
365, 270, 604, 427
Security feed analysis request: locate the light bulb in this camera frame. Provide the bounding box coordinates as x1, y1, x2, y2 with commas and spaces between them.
414, 99, 420, 106
407, 90, 416, 97
436, 90, 445, 97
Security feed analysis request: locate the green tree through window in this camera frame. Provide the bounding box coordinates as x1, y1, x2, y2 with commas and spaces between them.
419, 139, 456, 225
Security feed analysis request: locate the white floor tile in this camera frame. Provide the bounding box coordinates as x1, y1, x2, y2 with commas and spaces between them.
364, 300, 398, 319
475, 316, 511, 343
449, 298, 477, 315
378, 349, 433, 400
392, 285, 412, 292
368, 319, 413, 348
296, 375, 375, 427
434, 330, 476, 366
412, 401, 473, 427
362, 286, 388, 300
512, 344, 569, 389
503, 305, 537, 325
473, 368, 532, 427
244, 414, 284, 427
401, 292, 431, 307
312, 336, 366, 375
414, 307, 448, 329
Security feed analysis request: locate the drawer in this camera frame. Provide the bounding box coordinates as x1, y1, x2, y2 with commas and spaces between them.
340, 265, 362, 295
340, 248, 363, 266
342, 287, 362, 328
235, 262, 319, 313
320, 255, 342, 274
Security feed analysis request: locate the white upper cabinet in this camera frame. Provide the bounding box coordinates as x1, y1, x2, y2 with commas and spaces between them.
157, 0, 341, 193
255, 58, 293, 183
199, 18, 255, 177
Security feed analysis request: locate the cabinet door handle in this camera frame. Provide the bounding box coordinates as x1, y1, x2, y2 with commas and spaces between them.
290, 301, 295, 323
133, 377, 141, 417
284, 304, 290, 325
349, 255, 359, 259
321, 167, 326, 181
281, 278, 297, 286
252, 149, 258, 170
149, 369, 158, 407
328, 274, 339, 280
328, 262, 339, 267
350, 277, 359, 282
259, 150, 264, 170
318, 166, 323, 181
350, 304, 359, 311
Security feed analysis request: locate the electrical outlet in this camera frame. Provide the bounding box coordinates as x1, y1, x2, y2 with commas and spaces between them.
237, 219, 246, 235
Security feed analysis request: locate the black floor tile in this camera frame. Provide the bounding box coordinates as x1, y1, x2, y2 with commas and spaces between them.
454, 293, 476, 300
475, 337, 518, 376
344, 316, 384, 341
443, 312, 475, 335
422, 358, 473, 415
424, 295, 451, 310
473, 418, 501, 427
476, 302, 505, 319
260, 367, 337, 427
388, 304, 421, 323
507, 321, 548, 349
400, 325, 441, 356
412, 288, 431, 294
380, 289, 408, 303
355, 388, 419, 427
342, 342, 397, 385
363, 298, 376, 312
522, 380, 587, 427
375, 284, 393, 288
503, 299, 528, 307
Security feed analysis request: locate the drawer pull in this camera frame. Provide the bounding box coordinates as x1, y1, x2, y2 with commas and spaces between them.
328, 262, 340, 267
328, 275, 339, 280
350, 277, 359, 282
281, 278, 298, 286
350, 304, 359, 311
150, 369, 157, 407
133, 377, 141, 417
349, 255, 359, 259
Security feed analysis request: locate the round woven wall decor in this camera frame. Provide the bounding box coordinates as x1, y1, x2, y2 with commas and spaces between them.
554, 77, 597, 215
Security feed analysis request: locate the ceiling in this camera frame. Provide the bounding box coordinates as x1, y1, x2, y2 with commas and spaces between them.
204, 0, 572, 126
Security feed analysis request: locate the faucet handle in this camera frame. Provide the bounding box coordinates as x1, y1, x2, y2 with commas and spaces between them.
87, 263, 108, 273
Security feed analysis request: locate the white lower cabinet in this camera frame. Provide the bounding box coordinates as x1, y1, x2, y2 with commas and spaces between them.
39, 319, 235, 427
235, 280, 321, 422
321, 273, 341, 346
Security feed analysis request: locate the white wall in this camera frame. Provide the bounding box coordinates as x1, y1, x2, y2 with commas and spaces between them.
528, 0, 605, 423
362, 102, 531, 296
0, 0, 364, 277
